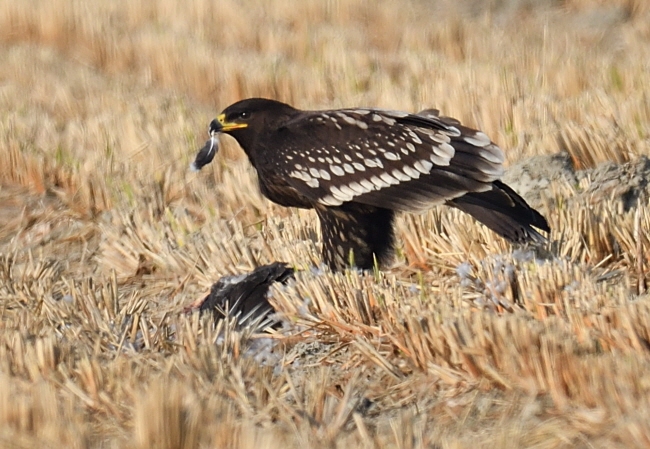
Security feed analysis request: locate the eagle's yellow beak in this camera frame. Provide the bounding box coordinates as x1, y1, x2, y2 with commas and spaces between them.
213, 113, 248, 133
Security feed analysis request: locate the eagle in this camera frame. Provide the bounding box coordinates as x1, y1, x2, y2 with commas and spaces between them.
192, 98, 549, 271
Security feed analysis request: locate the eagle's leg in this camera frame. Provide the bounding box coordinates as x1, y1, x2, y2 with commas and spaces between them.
315, 204, 396, 271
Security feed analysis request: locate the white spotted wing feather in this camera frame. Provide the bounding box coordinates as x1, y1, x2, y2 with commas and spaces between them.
266, 108, 505, 212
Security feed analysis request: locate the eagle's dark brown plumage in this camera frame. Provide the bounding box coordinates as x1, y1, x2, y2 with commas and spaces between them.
193, 98, 550, 271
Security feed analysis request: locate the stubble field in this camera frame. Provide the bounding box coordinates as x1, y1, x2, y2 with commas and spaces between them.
1, 0, 650, 447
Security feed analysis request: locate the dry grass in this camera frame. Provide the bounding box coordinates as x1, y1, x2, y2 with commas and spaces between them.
1, 0, 650, 447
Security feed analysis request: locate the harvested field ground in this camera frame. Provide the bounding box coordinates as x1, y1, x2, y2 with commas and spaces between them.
1, 0, 650, 447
